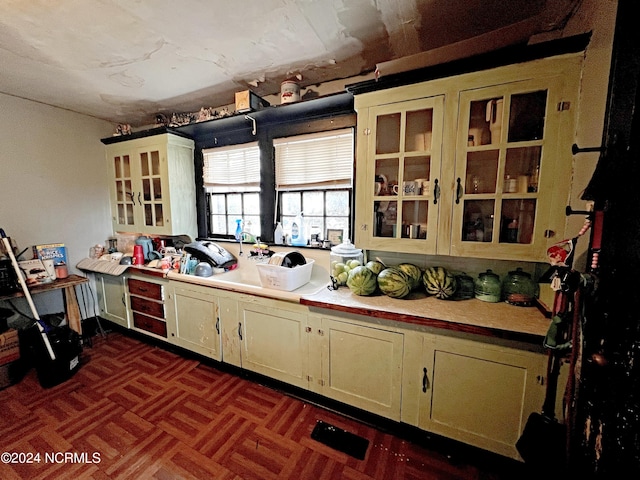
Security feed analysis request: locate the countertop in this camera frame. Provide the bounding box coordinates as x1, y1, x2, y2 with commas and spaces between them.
81, 258, 551, 344
300, 287, 551, 344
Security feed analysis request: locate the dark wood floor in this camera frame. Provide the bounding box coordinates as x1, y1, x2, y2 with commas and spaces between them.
0, 330, 532, 479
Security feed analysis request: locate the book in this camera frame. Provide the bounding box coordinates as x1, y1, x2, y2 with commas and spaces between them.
18, 259, 51, 285
33, 243, 67, 267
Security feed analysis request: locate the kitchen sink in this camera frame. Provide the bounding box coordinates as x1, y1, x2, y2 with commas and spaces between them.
167, 260, 329, 301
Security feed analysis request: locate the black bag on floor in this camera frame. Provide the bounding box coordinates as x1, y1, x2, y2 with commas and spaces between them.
23, 323, 82, 388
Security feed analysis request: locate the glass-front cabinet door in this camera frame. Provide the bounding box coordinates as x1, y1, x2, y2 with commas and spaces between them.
360, 96, 444, 252
137, 147, 166, 229
112, 153, 135, 229
451, 77, 568, 260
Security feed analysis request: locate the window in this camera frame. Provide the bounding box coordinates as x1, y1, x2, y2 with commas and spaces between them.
203, 142, 261, 237
274, 128, 354, 244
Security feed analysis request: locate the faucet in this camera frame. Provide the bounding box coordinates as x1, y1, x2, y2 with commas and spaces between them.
238, 232, 257, 257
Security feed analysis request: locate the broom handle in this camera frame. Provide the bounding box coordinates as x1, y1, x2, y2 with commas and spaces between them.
541, 288, 569, 419
542, 350, 561, 418
0, 228, 56, 360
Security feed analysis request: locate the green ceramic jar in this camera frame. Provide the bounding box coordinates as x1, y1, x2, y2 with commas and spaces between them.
474, 269, 501, 303
502, 267, 539, 306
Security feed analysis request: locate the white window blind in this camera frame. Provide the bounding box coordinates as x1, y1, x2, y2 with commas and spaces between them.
202, 142, 260, 193
274, 128, 354, 190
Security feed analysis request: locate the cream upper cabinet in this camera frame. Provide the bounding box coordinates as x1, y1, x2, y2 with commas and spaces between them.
105, 133, 197, 239
354, 54, 582, 261
450, 74, 577, 260
355, 96, 445, 253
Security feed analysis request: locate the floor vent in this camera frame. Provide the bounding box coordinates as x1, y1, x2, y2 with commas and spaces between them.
311, 420, 369, 460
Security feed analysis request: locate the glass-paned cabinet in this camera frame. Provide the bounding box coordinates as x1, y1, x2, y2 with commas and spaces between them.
355, 54, 580, 261
359, 96, 444, 253
139, 149, 164, 228
113, 153, 134, 227
104, 133, 197, 239
450, 75, 573, 260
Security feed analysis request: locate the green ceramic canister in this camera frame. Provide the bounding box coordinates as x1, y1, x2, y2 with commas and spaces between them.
474, 269, 501, 302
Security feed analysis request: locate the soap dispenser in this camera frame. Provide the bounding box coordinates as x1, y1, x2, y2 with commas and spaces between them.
235, 219, 242, 241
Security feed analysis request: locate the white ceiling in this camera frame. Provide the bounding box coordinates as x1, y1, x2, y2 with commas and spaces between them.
0, 0, 581, 127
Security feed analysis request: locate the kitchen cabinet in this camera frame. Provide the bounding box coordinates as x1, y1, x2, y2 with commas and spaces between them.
236, 297, 310, 389
355, 96, 445, 253
128, 277, 168, 339
104, 132, 197, 239
166, 282, 221, 361
354, 54, 582, 261
406, 332, 547, 460
94, 272, 129, 328
309, 314, 404, 421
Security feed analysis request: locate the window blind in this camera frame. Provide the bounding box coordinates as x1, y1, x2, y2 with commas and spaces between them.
274, 128, 354, 190
202, 142, 260, 192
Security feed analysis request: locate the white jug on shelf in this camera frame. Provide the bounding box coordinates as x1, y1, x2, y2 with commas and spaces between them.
486, 98, 503, 144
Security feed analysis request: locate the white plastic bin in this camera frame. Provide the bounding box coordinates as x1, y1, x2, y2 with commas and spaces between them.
256, 260, 314, 291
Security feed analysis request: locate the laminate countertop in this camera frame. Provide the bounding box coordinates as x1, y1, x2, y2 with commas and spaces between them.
300, 287, 551, 344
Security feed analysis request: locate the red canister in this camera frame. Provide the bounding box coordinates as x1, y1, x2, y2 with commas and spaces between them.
133, 245, 145, 265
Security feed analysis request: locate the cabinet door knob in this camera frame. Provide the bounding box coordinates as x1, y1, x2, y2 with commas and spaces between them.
455, 177, 462, 204
238, 322, 243, 340
433, 178, 440, 205
216, 317, 220, 335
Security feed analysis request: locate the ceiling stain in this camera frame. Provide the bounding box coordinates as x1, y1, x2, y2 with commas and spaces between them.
0, 0, 582, 126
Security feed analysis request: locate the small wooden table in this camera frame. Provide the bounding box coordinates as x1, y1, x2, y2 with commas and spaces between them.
0, 274, 88, 335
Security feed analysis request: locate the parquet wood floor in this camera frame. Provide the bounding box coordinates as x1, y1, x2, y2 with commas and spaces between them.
0, 332, 530, 479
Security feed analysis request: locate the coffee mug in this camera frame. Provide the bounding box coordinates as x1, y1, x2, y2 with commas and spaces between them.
391, 184, 399, 195
403, 181, 419, 195
415, 178, 429, 196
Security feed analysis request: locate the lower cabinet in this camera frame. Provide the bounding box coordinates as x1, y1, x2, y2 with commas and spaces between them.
309, 314, 404, 421
166, 282, 222, 361
94, 272, 129, 328
237, 297, 310, 389
406, 332, 547, 460
95, 275, 548, 461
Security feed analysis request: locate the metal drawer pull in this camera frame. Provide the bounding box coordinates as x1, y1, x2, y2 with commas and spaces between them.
422, 367, 429, 393
238, 322, 242, 340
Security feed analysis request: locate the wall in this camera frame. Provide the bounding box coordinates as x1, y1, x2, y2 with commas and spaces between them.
0, 93, 113, 317
563, 0, 617, 270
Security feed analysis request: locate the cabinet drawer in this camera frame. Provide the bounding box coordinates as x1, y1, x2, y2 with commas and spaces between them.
133, 312, 167, 338
128, 279, 163, 300
130, 295, 165, 319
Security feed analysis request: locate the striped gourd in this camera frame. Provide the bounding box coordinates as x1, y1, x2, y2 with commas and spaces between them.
422, 266, 457, 299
